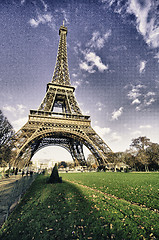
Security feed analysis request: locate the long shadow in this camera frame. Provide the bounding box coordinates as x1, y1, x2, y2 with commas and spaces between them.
0, 175, 158, 240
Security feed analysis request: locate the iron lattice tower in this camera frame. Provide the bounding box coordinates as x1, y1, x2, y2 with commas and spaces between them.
11, 23, 112, 168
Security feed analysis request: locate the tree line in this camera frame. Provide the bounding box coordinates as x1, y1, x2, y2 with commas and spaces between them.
103, 136, 159, 171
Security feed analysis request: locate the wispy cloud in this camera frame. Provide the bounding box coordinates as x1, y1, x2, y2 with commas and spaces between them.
80, 51, 108, 73
144, 97, 155, 106
139, 125, 152, 129
79, 61, 95, 74
3, 105, 16, 113
40, 0, 48, 12
12, 117, 28, 131
94, 126, 111, 137
21, 0, 26, 5
146, 92, 155, 97
126, 84, 156, 110
72, 79, 83, 89
93, 125, 122, 144
61, 9, 69, 25
127, 0, 159, 48
111, 132, 122, 142
139, 60, 147, 74
87, 30, 111, 50
131, 130, 142, 136
127, 88, 141, 100
3, 104, 28, 131
75, 28, 110, 74
103, 0, 159, 49
96, 102, 104, 111
132, 98, 140, 105
111, 107, 123, 120
29, 13, 52, 28
3, 104, 27, 116
154, 52, 159, 62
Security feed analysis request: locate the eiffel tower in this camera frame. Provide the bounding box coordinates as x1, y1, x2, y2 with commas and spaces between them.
12, 23, 112, 168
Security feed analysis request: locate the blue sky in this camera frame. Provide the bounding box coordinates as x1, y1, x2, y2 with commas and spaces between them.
0, 0, 159, 161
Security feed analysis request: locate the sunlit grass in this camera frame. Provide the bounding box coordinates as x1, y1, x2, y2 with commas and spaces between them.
0, 173, 159, 239
62, 172, 159, 210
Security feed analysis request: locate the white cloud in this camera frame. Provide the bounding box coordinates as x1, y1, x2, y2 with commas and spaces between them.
3, 104, 27, 117
127, 88, 141, 100
94, 126, 111, 138
139, 60, 147, 73
72, 73, 78, 78
111, 107, 123, 120
29, 13, 52, 28
80, 52, 108, 73
105, 0, 159, 49
86, 52, 108, 72
127, 0, 159, 48
139, 125, 152, 129
144, 97, 155, 106
127, 84, 156, 110
61, 9, 69, 25
40, 0, 48, 12
72, 79, 83, 88
21, 0, 26, 4
79, 61, 95, 73
154, 52, 159, 58
3, 105, 16, 113
146, 91, 155, 97
131, 130, 142, 136
94, 125, 122, 144
132, 98, 140, 105
12, 117, 28, 131
154, 52, 159, 62
96, 102, 104, 111
110, 132, 121, 142
87, 30, 112, 50
17, 104, 26, 114
135, 105, 142, 111
77, 29, 109, 74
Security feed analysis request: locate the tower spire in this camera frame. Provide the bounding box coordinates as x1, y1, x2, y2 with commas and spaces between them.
52, 24, 70, 86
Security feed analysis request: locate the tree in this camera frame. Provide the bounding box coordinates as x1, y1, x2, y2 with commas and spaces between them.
130, 136, 151, 151
0, 110, 15, 166
146, 143, 159, 170
130, 136, 152, 171
58, 161, 67, 168
67, 162, 75, 169
107, 152, 123, 172
123, 149, 137, 170
87, 154, 96, 168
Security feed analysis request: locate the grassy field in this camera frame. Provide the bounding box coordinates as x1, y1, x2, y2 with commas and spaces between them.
61, 172, 159, 210
0, 172, 158, 240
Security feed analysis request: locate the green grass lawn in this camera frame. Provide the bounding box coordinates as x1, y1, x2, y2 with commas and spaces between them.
0, 173, 159, 240
61, 172, 159, 210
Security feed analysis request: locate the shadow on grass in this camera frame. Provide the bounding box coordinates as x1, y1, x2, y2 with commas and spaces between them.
0, 175, 114, 240
0, 175, 158, 240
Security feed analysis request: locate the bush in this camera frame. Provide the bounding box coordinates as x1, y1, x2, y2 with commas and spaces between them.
48, 163, 62, 183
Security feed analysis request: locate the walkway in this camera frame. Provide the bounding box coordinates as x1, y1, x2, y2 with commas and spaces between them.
0, 175, 36, 227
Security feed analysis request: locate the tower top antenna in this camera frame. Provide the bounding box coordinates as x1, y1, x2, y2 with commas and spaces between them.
63, 20, 65, 26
